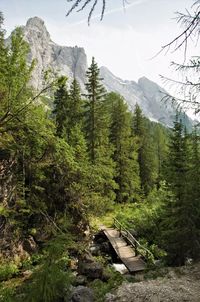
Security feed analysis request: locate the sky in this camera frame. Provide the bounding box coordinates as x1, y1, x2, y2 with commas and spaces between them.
0, 0, 199, 89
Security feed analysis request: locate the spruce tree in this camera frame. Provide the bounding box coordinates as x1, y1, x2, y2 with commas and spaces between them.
132, 104, 156, 195
108, 92, 140, 202
52, 76, 69, 138
84, 58, 116, 205
68, 78, 83, 128
188, 127, 200, 258
84, 57, 106, 162
160, 117, 197, 265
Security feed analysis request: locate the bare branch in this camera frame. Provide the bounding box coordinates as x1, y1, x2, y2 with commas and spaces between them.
161, 2, 200, 55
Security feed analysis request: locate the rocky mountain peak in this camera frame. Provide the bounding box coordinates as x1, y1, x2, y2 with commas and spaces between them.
24, 17, 50, 43
16, 17, 87, 90
26, 16, 45, 28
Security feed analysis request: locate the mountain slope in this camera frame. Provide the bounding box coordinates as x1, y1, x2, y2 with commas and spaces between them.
100, 66, 191, 127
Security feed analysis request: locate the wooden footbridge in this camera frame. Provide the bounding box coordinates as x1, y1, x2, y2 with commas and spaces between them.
101, 218, 153, 273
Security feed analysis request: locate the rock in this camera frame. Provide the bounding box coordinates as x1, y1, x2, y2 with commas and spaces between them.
75, 275, 87, 286
23, 236, 37, 253
89, 244, 101, 256
7, 17, 87, 91
78, 260, 103, 280
69, 258, 78, 271
22, 270, 33, 279
100, 242, 111, 253
70, 286, 94, 302
105, 265, 200, 302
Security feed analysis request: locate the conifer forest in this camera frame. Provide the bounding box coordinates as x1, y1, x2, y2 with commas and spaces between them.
0, 1, 200, 301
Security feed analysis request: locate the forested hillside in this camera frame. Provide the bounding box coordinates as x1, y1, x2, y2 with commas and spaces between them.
0, 13, 200, 302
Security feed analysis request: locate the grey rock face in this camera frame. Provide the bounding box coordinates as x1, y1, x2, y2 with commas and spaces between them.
100, 66, 177, 127
21, 17, 87, 90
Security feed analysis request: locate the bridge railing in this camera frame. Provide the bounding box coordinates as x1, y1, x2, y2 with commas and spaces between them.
113, 218, 154, 263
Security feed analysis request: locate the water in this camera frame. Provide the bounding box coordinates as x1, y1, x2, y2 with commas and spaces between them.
112, 263, 128, 274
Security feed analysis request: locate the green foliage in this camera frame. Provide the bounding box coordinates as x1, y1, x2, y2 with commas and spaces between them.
132, 105, 158, 195
0, 262, 19, 282
84, 57, 107, 162
108, 92, 140, 202
159, 119, 200, 265
23, 235, 74, 302
0, 284, 16, 302
83, 58, 117, 205
0, 26, 35, 131
2, 13, 200, 297
52, 76, 69, 138
90, 267, 123, 302
115, 182, 171, 260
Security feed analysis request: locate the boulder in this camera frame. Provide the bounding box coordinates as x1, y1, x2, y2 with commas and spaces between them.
78, 260, 103, 280
70, 286, 94, 302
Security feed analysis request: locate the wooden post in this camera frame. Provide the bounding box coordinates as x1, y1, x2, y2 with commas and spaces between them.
135, 241, 138, 256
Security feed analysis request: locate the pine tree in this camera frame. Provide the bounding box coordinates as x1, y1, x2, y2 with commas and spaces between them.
167, 118, 189, 201
132, 104, 156, 195
84, 58, 116, 205
68, 78, 83, 128
188, 127, 200, 258
84, 57, 106, 162
52, 76, 69, 138
160, 117, 197, 265
108, 92, 140, 202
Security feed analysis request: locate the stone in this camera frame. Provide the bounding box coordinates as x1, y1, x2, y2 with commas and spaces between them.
70, 286, 94, 302
75, 275, 87, 286
78, 260, 103, 280
100, 242, 111, 253
23, 236, 37, 253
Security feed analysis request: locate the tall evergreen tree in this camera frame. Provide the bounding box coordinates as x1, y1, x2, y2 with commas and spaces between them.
84, 58, 117, 205
160, 117, 200, 265
108, 92, 140, 202
188, 127, 200, 257
84, 57, 107, 162
52, 76, 69, 138
68, 78, 83, 128
132, 104, 156, 195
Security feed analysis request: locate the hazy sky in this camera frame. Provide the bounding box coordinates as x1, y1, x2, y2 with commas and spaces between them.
1, 0, 198, 87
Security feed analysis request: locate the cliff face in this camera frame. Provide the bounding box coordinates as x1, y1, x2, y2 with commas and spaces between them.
100, 67, 192, 128
21, 17, 87, 90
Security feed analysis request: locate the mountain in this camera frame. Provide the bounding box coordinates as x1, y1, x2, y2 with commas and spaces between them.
18, 17, 87, 90
100, 67, 183, 127
8, 17, 193, 128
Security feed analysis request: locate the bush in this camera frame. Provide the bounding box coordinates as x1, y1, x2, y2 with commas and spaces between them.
0, 284, 16, 302
22, 235, 74, 302
0, 263, 19, 282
